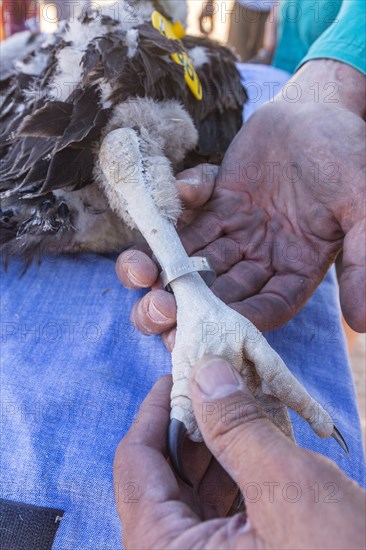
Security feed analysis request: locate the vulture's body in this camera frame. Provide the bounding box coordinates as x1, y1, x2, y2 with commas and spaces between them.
0, 0, 246, 262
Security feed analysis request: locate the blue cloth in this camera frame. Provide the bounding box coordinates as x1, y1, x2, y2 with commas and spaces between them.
1, 64, 365, 549
238, 62, 291, 121
1, 257, 365, 549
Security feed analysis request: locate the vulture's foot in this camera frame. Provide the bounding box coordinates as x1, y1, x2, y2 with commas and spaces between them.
168, 276, 349, 484
99, 127, 348, 490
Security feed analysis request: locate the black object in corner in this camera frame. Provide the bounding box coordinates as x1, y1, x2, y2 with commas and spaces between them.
0, 498, 64, 550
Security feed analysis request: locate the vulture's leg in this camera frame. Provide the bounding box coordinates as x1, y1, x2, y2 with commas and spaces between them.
99, 128, 348, 485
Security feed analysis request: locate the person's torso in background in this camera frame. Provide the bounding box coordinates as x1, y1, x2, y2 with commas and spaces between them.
273, 0, 343, 73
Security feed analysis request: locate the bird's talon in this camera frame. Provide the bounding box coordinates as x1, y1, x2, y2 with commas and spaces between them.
331, 425, 350, 454
168, 418, 193, 487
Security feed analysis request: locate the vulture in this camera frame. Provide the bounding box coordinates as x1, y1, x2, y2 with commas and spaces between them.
0, 0, 347, 483
0, 0, 246, 262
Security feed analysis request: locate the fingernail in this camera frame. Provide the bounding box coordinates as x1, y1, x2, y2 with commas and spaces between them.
148, 300, 170, 323
127, 268, 146, 287
178, 178, 199, 187
162, 330, 176, 352
194, 357, 243, 398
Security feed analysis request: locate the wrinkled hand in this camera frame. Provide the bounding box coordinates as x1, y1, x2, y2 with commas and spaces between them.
116, 60, 365, 340
114, 356, 365, 549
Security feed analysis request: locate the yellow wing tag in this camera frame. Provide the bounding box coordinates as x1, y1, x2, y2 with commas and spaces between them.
151, 10, 203, 101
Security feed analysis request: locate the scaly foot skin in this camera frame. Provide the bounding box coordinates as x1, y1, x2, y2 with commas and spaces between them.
168, 272, 348, 483
99, 127, 348, 486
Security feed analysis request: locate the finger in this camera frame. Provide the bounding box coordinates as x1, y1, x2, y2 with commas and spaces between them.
229, 272, 315, 331
182, 201, 267, 271
161, 327, 176, 352
179, 211, 225, 255
131, 290, 177, 335
176, 164, 217, 209
180, 440, 213, 511
197, 457, 239, 518
114, 376, 197, 547
190, 354, 319, 545
179, 206, 261, 256
340, 221, 366, 332
209, 261, 271, 303
191, 357, 366, 548
189, 235, 262, 276
116, 249, 158, 289
190, 356, 307, 535
114, 376, 175, 509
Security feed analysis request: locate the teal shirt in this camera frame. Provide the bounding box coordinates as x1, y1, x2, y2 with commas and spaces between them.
273, 0, 366, 75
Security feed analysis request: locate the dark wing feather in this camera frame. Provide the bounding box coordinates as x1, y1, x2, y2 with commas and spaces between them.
54, 86, 102, 151
102, 24, 186, 104
18, 101, 74, 137
182, 35, 247, 164
42, 147, 94, 193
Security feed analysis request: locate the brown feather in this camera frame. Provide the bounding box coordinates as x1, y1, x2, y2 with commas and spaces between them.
18, 102, 73, 138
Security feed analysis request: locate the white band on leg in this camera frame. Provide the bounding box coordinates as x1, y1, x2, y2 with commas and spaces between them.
160, 257, 216, 289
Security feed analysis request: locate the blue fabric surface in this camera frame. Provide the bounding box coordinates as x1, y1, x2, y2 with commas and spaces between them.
1, 254, 167, 549
1, 256, 365, 550
237, 62, 291, 121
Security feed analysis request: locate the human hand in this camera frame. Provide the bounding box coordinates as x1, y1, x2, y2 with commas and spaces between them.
116, 60, 366, 337
114, 356, 366, 549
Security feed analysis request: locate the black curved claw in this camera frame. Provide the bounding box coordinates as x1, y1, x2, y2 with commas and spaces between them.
167, 419, 193, 487
332, 425, 349, 455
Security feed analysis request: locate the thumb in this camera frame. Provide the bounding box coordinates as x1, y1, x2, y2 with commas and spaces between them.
340, 219, 366, 332
190, 355, 297, 490
176, 164, 218, 209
